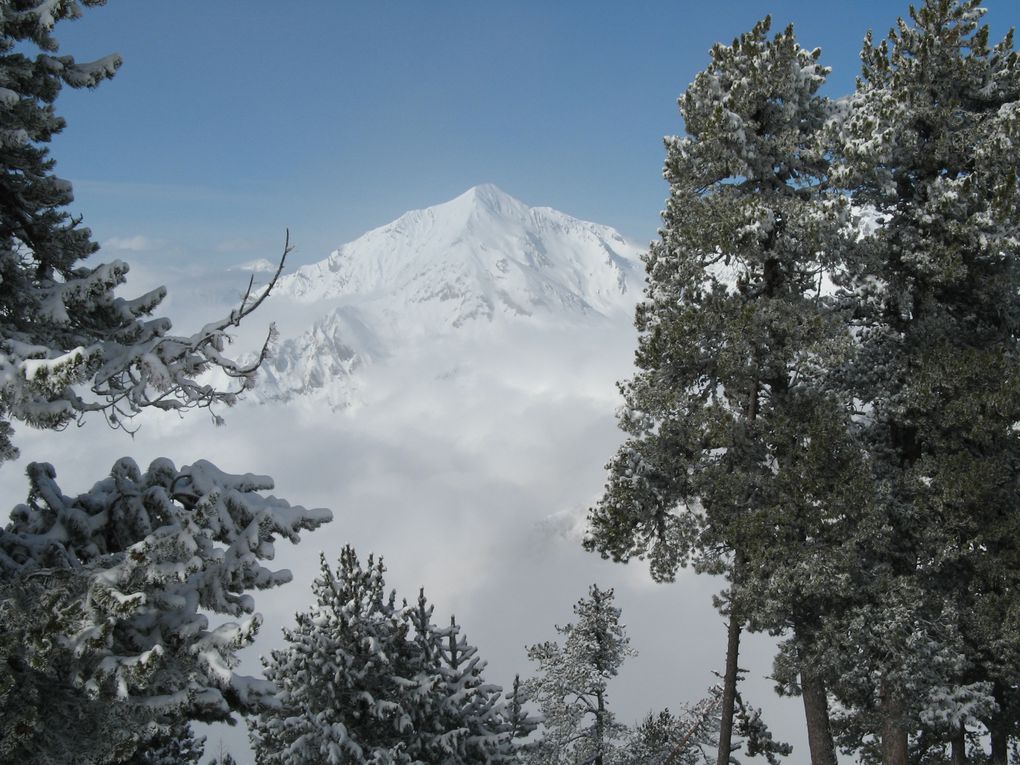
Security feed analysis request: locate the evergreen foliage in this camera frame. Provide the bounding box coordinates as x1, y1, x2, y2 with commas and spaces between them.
625, 694, 723, 765
0, 0, 285, 464
585, 14, 859, 765
583, 11, 856, 622
587, 0, 1020, 762
0, 571, 144, 763
820, 0, 1020, 759
524, 584, 633, 765
251, 546, 530, 765
0, 458, 331, 758
0, 2, 330, 760
120, 721, 205, 765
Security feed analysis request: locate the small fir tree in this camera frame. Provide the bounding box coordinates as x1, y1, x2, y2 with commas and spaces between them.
524, 584, 633, 765
414, 601, 534, 763
251, 547, 528, 765
250, 548, 419, 764
625, 691, 723, 765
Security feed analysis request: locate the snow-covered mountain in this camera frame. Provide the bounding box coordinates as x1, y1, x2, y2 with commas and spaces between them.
256, 185, 645, 403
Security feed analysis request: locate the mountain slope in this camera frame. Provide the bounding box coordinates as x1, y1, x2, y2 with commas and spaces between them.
257, 185, 645, 403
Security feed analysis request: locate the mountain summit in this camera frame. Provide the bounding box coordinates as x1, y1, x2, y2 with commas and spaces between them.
277, 184, 643, 324
258, 185, 645, 403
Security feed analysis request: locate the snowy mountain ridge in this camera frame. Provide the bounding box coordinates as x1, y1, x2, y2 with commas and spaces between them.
256, 185, 645, 404
276, 184, 643, 321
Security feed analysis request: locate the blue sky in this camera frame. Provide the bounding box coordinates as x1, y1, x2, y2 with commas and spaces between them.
50, 1, 1018, 269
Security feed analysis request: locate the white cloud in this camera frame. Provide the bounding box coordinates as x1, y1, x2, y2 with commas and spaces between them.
101, 234, 162, 252
0, 267, 805, 763
229, 257, 278, 273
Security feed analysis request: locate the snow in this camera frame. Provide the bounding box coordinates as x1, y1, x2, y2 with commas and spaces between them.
256, 185, 645, 405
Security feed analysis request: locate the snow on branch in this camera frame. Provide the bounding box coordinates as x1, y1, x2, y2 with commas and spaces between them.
0, 233, 293, 455
0, 455, 332, 722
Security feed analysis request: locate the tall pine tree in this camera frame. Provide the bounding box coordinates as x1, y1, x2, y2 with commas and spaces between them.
585, 17, 860, 765
824, 1, 1020, 762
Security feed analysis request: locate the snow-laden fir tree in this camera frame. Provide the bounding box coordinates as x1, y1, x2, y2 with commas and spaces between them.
821, 2, 1020, 762
0, 571, 143, 763
410, 592, 537, 763
251, 547, 530, 765
250, 548, 418, 764
0, 458, 331, 761
121, 720, 204, 765
524, 584, 633, 765
0, 0, 285, 463
585, 17, 862, 765
1, 1, 330, 759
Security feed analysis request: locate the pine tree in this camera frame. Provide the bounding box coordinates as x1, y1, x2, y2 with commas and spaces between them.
1, 3, 328, 759
250, 548, 419, 764
410, 593, 536, 763
251, 547, 528, 765
0, 458, 331, 759
0, 0, 286, 463
524, 584, 633, 765
585, 17, 860, 765
823, 2, 1020, 762
625, 692, 723, 765
0, 571, 145, 763
121, 721, 205, 765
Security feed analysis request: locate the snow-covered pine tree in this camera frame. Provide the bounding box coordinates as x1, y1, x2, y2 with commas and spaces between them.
585, 17, 860, 765
506, 675, 540, 746
0, 0, 286, 463
0, 458, 331, 759
250, 547, 420, 765
412, 601, 536, 763
1, 2, 331, 759
823, 2, 1020, 763
252, 548, 528, 765
0, 571, 145, 763
524, 584, 633, 765
122, 720, 205, 765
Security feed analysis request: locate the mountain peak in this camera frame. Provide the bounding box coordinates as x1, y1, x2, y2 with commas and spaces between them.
259, 189, 646, 402
276, 187, 644, 320
458, 182, 510, 202
444, 183, 527, 220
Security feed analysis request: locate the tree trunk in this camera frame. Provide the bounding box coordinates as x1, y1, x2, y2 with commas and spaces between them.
950, 722, 967, 765
989, 683, 1008, 765
989, 722, 1007, 765
716, 560, 743, 765
801, 668, 837, 765
594, 687, 605, 765
880, 681, 909, 765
